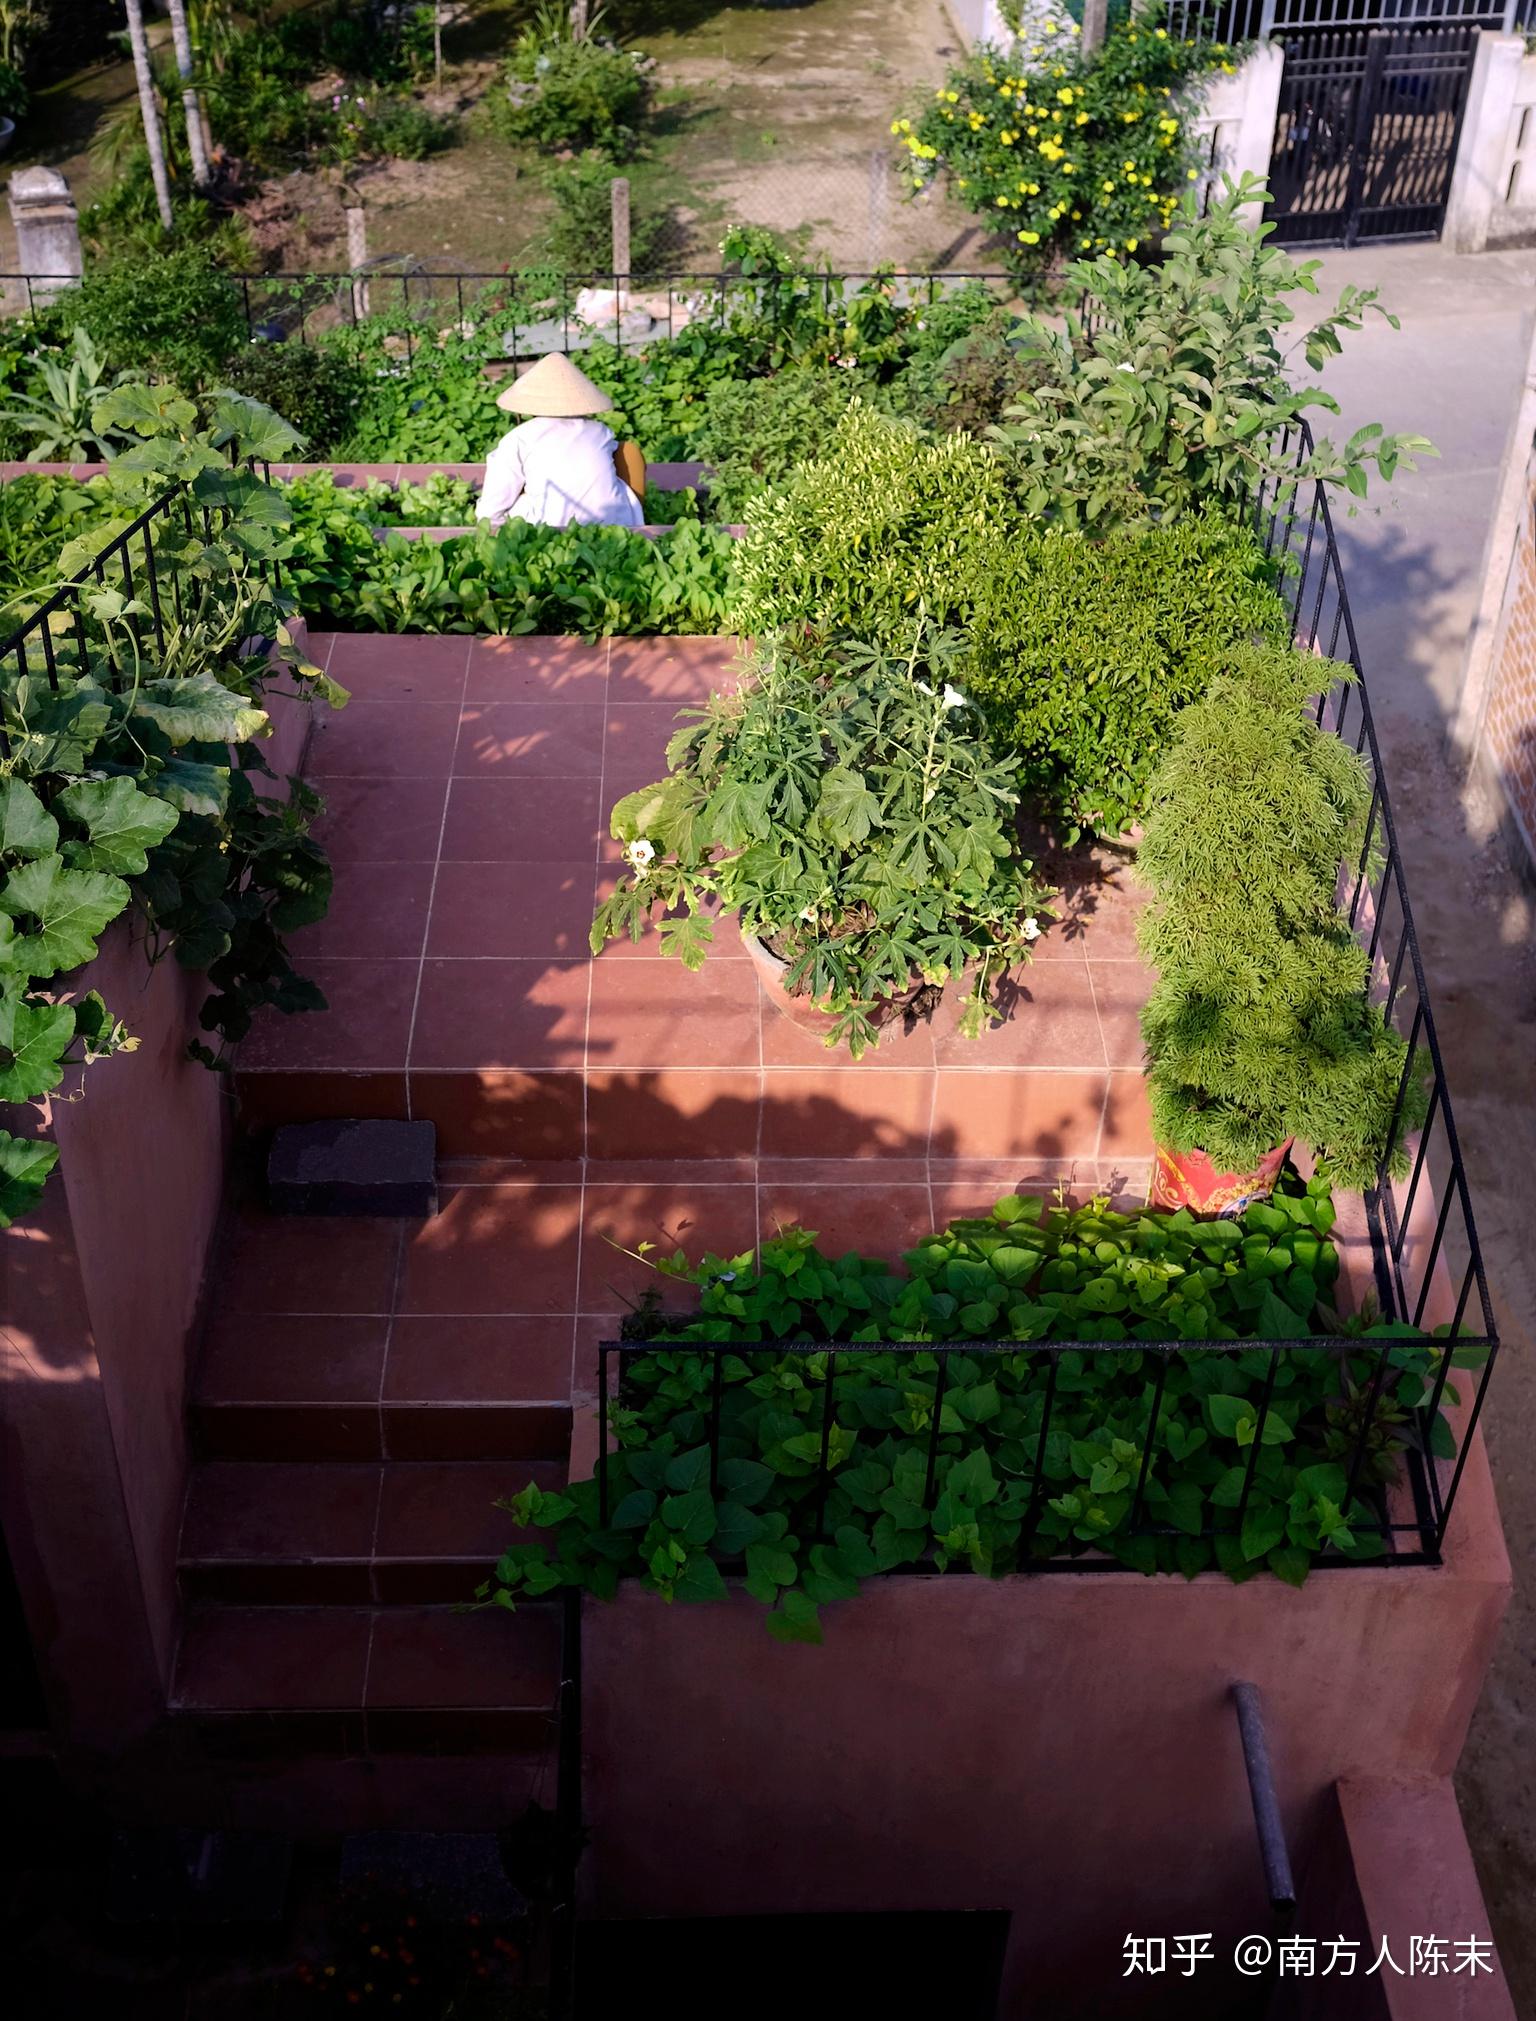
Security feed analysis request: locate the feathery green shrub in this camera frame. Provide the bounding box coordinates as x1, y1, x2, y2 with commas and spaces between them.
1136, 641, 1423, 1185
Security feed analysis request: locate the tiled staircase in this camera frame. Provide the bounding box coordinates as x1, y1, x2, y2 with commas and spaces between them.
164, 629, 1159, 1811
169, 1206, 574, 1777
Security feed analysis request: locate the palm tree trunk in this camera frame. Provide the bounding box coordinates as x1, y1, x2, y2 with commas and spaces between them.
123, 0, 174, 231
166, 0, 212, 188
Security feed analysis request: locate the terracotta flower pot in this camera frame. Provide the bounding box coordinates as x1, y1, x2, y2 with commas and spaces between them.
1150, 1139, 1293, 1217
741, 932, 843, 1038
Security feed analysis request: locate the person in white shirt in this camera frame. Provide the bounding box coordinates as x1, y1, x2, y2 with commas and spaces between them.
475, 351, 646, 530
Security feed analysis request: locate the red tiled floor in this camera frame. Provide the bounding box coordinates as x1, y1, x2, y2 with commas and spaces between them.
757, 1068, 933, 1159
601, 700, 689, 795
607, 635, 745, 700
237, 958, 419, 1072
180, 1462, 381, 1562
308, 700, 463, 778
397, 1185, 584, 1314
409, 1069, 585, 1157
409, 959, 590, 1071
1089, 959, 1155, 1071
578, 1181, 760, 1311
752, 970, 934, 1059
584, 1068, 762, 1160
305, 861, 435, 960
364, 1606, 561, 1708
325, 632, 471, 701
932, 957, 1103, 1069
383, 1315, 573, 1403
173, 1607, 373, 1710
454, 702, 607, 776
192, 1317, 389, 1459
212, 1217, 404, 1317
464, 635, 608, 704
586, 957, 760, 1070
441, 776, 604, 861
235, 1069, 409, 1135
759, 1182, 937, 1258
373, 1460, 565, 1563
930, 1070, 1109, 1162
1099, 1072, 1157, 1157
426, 860, 595, 959
308, 777, 449, 864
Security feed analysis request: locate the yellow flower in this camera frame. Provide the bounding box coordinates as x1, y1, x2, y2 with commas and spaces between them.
1187, 167, 1199, 179
1026, 182, 1040, 194
996, 195, 1010, 207
1155, 25, 1167, 36
1071, 209, 1081, 219
1124, 160, 1136, 171
1056, 87, 1074, 104
1018, 230, 1040, 244
1126, 238, 1139, 250
946, 90, 959, 102
1075, 111, 1088, 126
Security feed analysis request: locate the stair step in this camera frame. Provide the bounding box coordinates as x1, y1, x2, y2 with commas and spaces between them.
171, 1604, 563, 1757
179, 1461, 566, 1605
191, 1312, 573, 1462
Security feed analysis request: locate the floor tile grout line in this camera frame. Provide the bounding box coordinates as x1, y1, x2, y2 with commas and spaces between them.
400, 638, 473, 1103
572, 634, 614, 1404
1082, 959, 1111, 1077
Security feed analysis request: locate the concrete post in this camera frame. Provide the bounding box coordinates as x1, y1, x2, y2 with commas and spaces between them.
610, 175, 630, 282
1444, 31, 1525, 256
5, 167, 83, 313
1227, 43, 1285, 202
1081, 0, 1107, 58
343, 198, 370, 320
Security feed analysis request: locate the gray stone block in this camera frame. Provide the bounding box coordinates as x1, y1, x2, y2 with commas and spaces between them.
268, 1119, 437, 1218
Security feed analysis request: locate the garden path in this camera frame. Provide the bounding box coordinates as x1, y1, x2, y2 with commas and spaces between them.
1304, 235, 1536, 2014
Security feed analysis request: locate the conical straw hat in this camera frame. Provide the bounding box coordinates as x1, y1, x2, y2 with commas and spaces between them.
496, 351, 613, 416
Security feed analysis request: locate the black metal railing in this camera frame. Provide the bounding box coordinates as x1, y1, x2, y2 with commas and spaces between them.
0, 481, 233, 741
595, 426, 1498, 1575
1163, 0, 1518, 35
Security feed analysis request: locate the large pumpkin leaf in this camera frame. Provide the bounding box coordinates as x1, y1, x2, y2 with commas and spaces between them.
150, 759, 231, 817
0, 854, 129, 976
0, 779, 59, 862
0, 992, 75, 1100
0, 1129, 59, 1229
131, 677, 269, 748
57, 777, 180, 874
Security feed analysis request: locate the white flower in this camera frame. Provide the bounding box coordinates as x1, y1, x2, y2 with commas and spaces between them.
625, 837, 656, 874
941, 683, 967, 710
1023, 916, 1041, 941
799, 904, 817, 923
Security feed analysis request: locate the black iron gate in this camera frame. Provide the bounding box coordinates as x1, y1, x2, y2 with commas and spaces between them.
1267, 26, 1477, 245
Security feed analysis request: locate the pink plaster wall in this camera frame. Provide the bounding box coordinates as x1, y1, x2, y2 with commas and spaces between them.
581, 1456, 1509, 2021
0, 660, 314, 1751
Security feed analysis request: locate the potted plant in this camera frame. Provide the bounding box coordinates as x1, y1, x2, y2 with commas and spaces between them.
1135, 639, 1422, 1211
590, 628, 1051, 1057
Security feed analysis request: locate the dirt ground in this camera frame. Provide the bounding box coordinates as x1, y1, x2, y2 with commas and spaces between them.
1, 0, 984, 276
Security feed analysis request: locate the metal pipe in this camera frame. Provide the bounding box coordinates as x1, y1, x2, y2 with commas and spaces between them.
1231, 1682, 1296, 1913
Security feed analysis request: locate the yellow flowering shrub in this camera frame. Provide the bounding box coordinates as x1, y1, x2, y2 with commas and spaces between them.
898, 22, 1233, 279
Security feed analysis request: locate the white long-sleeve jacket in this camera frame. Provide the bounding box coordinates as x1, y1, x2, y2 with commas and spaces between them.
475, 415, 643, 529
